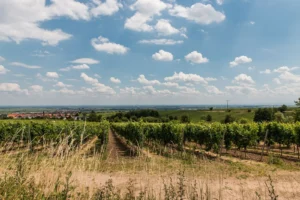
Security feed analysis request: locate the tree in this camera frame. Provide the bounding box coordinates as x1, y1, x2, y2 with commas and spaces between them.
209, 107, 213, 111
206, 114, 212, 122
295, 98, 300, 107
87, 111, 98, 122
180, 115, 190, 123
97, 115, 103, 122
278, 104, 288, 113
295, 110, 300, 122
224, 114, 235, 124
294, 98, 300, 122
82, 113, 87, 120
253, 108, 273, 122
274, 111, 285, 122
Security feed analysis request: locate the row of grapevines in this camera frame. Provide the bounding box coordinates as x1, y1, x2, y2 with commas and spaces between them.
111, 122, 184, 148
112, 122, 300, 153
0, 120, 109, 149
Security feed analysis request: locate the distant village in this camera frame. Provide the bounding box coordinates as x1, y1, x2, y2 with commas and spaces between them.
3, 111, 82, 120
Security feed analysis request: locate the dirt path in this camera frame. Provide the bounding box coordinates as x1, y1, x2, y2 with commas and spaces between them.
107, 129, 131, 159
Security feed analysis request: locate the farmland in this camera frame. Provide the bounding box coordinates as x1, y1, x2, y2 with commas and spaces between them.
159, 109, 255, 122
0, 119, 300, 199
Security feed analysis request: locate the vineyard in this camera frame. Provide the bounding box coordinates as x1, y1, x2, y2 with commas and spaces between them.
111, 121, 300, 163
1, 120, 300, 199
1, 120, 300, 163
0, 120, 109, 155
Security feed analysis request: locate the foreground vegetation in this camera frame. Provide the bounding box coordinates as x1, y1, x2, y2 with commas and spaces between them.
0, 119, 300, 199
1, 149, 294, 200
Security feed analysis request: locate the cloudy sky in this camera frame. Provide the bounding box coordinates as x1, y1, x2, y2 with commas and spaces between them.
0, 0, 299, 105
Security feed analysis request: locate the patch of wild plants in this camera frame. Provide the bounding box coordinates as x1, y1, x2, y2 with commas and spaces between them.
0, 156, 89, 200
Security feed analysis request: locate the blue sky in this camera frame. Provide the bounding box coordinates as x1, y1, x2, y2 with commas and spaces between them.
0, 0, 300, 105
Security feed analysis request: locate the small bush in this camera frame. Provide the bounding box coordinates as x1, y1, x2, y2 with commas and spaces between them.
224, 115, 235, 124
206, 114, 212, 122
239, 118, 249, 124
267, 154, 283, 165
180, 115, 190, 123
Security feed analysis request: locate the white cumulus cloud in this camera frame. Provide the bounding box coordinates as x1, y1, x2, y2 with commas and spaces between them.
278, 71, 300, 83
204, 85, 223, 95
0, 83, 22, 92
0, 0, 91, 45
90, 0, 122, 17
80, 73, 115, 94
162, 82, 179, 87
110, 77, 121, 84
230, 56, 252, 67
71, 58, 99, 64
91, 36, 129, 54
185, 51, 209, 64
273, 66, 299, 73
124, 0, 169, 32
169, 3, 225, 24
138, 39, 183, 45
72, 64, 90, 70
0, 65, 9, 74
232, 74, 255, 85
137, 75, 161, 85
152, 50, 173, 61
155, 19, 180, 36
60, 64, 90, 71
164, 72, 207, 84
46, 72, 59, 79
81, 73, 99, 84
54, 82, 72, 88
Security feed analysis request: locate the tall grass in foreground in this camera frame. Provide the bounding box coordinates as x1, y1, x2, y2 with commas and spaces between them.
0, 121, 290, 199
0, 158, 280, 200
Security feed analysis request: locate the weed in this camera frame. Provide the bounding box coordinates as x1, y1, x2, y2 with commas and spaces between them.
177, 170, 186, 200
268, 154, 284, 165
265, 175, 278, 200
189, 180, 199, 200
124, 178, 136, 200
93, 179, 121, 200
163, 177, 176, 200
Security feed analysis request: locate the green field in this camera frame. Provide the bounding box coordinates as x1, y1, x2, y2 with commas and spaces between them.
159, 109, 256, 122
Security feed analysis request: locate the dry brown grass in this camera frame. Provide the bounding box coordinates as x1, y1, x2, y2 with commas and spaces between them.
0, 148, 300, 199
0, 131, 299, 200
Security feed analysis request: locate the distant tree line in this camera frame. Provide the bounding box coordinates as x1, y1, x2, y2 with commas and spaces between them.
105, 109, 180, 123
75, 103, 299, 124
19, 101, 298, 124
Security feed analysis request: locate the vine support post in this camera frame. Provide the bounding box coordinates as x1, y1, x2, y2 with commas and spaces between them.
219, 131, 225, 158
260, 130, 269, 161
